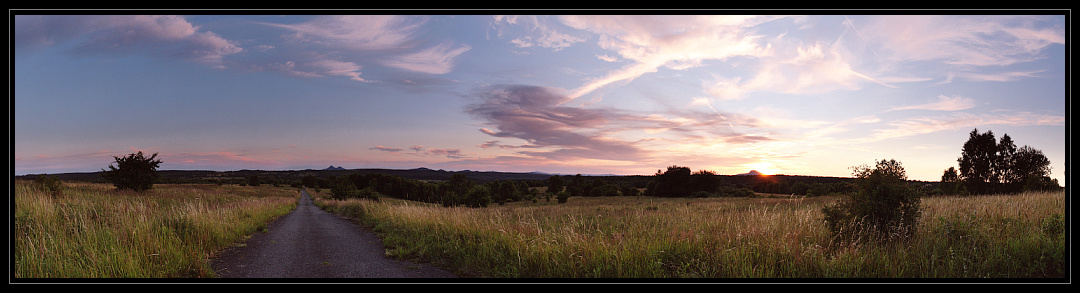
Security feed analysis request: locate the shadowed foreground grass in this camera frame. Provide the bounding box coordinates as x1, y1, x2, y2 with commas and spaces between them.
315, 189, 1065, 279
13, 180, 298, 278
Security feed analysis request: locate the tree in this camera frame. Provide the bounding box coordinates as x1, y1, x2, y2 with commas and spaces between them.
956, 128, 1053, 195
547, 175, 564, 195
301, 175, 318, 188
822, 159, 922, 243
939, 167, 964, 195
463, 185, 492, 208
101, 151, 163, 192
645, 166, 691, 197
995, 134, 1019, 186
1012, 145, 1051, 184
958, 129, 997, 194
566, 174, 587, 197
247, 175, 262, 187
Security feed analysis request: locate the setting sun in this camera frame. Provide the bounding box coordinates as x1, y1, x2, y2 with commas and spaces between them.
743, 162, 779, 176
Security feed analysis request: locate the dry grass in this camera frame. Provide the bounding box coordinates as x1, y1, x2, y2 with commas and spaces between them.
315, 190, 1066, 279
13, 180, 298, 278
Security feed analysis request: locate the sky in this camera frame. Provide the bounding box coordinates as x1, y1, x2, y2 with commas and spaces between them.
12, 12, 1068, 184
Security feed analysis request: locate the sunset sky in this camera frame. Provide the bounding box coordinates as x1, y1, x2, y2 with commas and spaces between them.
13, 13, 1067, 183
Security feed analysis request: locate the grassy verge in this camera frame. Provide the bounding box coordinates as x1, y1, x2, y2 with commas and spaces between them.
313, 190, 1065, 279
13, 180, 298, 278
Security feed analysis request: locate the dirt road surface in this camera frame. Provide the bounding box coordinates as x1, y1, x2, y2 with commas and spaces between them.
210, 188, 458, 280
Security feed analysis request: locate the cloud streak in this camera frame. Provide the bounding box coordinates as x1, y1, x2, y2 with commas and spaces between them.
889, 95, 976, 111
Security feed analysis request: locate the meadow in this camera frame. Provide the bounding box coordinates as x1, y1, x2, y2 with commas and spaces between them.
12, 178, 1065, 280
13, 180, 298, 278
313, 188, 1066, 279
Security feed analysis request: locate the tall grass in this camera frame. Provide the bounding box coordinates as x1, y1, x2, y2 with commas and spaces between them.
13, 180, 298, 278
314, 190, 1065, 279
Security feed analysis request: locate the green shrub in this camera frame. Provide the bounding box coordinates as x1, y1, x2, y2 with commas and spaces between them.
33, 174, 63, 196
822, 159, 922, 243
556, 191, 570, 203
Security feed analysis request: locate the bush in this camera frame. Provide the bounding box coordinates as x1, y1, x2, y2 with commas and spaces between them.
822, 159, 922, 243
556, 191, 570, 203
101, 151, 163, 192
33, 174, 63, 196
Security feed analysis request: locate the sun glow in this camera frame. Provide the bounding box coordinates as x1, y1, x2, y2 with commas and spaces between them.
743, 162, 780, 175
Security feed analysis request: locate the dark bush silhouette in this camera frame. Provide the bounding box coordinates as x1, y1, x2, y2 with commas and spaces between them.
822, 159, 922, 243
101, 151, 163, 192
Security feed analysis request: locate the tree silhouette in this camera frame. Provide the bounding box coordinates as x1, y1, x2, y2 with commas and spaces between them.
958, 129, 998, 194
955, 129, 1054, 194
546, 175, 564, 195
101, 151, 163, 192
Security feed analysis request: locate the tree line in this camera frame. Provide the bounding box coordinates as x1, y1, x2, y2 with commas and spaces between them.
943, 128, 1059, 195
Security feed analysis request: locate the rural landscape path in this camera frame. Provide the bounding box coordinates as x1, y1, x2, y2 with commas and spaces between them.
210, 188, 458, 279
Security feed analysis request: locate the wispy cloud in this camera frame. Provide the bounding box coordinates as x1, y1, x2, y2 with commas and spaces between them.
14, 15, 242, 68
260, 15, 471, 79
889, 95, 976, 111
464, 84, 777, 165
381, 41, 472, 74
861, 15, 1065, 81
370, 146, 404, 152
867, 111, 1064, 142
555, 15, 782, 100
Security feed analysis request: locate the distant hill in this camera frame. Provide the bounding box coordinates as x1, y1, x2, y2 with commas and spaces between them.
736, 170, 763, 176
322, 165, 346, 171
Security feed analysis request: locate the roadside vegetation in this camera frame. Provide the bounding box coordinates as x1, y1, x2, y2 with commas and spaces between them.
13, 180, 298, 278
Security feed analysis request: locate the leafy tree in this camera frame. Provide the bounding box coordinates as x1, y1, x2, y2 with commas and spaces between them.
330, 177, 357, 199
939, 167, 964, 195
645, 166, 691, 197
956, 129, 1053, 194
995, 134, 1019, 186
247, 175, 262, 187
689, 170, 720, 196
822, 159, 922, 243
547, 175, 564, 195
1012, 145, 1052, 184
958, 129, 998, 194
301, 175, 318, 188
1023, 175, 1061, 192
566, 174, 587, 197
464, 185, 492, 208
101, 151, 163, 192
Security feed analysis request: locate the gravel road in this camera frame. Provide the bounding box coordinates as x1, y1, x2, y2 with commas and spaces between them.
210, 188, 458, 279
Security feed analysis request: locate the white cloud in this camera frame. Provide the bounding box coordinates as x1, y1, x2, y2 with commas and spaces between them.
557, 15, 782, 100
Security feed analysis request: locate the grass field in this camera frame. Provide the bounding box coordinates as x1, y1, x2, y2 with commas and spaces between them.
313, 189, 1066, 279
13, 180, 298, 278
13, 179, 1065, 279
